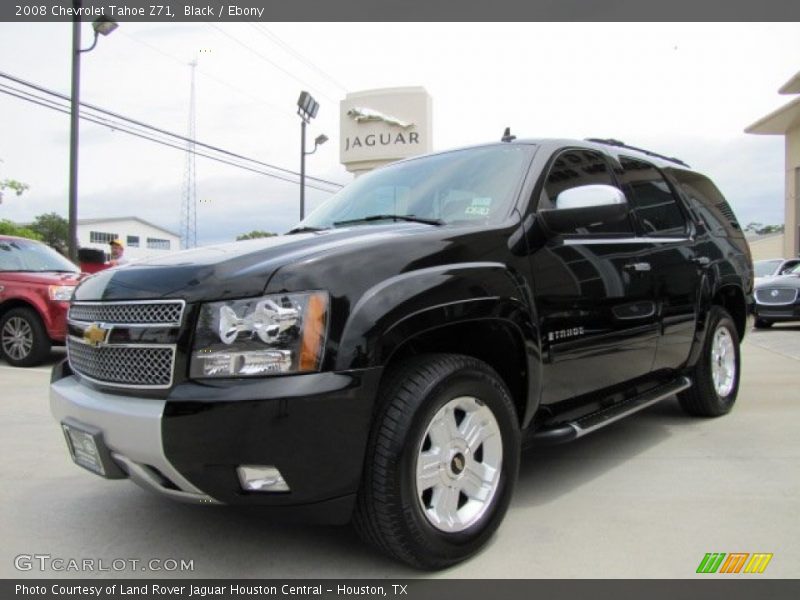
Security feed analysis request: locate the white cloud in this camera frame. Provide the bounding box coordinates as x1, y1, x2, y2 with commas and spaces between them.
1, 22, 798, 243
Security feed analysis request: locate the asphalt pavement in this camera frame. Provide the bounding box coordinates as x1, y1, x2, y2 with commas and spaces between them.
1, 329, 798, 578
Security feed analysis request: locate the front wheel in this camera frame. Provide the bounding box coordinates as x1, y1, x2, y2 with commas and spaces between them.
678, 306, 740, 417
354, 354, 520, 569
0, 307, 51, 367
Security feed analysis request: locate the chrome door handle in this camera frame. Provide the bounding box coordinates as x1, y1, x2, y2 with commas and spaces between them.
624, 262, 651, 272
692, 256, 711, 266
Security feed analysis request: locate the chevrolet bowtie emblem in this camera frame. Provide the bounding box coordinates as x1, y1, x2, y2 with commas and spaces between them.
83, 323, 109, 347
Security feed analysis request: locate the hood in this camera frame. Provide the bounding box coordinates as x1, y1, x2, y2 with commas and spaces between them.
754, 273, 800, 290
0, 270, 82, 286
72, 224, 459, 302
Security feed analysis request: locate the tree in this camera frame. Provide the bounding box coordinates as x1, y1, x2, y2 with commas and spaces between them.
0, 219, 42, 241
0, 159, 29, 204
757, 224, 784, 235
236, 230, 278, 240
744, 222, 764, 234
29, 212, 68, 254
744, 222, 784, 235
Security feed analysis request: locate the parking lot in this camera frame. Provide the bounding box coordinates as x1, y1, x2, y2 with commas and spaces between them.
1, 327, 798, 579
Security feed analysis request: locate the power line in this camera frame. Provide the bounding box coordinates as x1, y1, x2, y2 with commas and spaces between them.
117, 29, 296, 119
0, 83, 343, 193
0, 84, 339, 192
207, 23, 337, 104
0, 70, 344, 190
247, 23, 349, 94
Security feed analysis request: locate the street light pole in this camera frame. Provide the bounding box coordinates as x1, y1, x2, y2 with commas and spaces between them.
67, 6, 118, 262
300, 118, 306, 221
296, 91, 324, 223
67, 8, 82, 262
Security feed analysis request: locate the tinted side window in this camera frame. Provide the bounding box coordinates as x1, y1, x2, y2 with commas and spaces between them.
670, 169, 741, 237
619, 157, 687, 236
539, 149, 632, 235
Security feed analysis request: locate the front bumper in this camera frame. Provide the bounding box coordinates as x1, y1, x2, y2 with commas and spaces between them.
753, 302, 800, 322
50, 364, 382, 522
45, 300, 69, 342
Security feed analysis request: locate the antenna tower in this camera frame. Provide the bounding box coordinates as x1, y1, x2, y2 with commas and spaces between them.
179, 59, 198, 249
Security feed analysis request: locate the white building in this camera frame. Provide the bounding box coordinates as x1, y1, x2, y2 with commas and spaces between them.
77, 217, 180, 261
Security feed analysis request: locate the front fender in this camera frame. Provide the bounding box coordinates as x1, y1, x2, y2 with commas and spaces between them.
335, 262, 532, 371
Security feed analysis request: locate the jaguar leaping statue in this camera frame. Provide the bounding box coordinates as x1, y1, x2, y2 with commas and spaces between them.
346, 107, 413, 129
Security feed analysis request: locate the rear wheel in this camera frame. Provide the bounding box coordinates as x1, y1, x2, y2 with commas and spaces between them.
353, 354, 520, 569
679, 306, 740, 417
754, 318, 773, 329
0, 307, 51, 367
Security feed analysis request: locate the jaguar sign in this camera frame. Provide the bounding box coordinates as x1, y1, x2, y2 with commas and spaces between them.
340, 87, 432, 176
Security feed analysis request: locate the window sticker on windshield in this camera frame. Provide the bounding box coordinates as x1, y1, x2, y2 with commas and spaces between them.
465, 197, 492, 216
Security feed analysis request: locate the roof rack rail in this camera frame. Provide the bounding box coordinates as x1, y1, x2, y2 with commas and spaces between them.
585, 138, 689, 168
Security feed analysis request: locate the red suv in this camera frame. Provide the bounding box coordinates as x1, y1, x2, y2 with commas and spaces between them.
0, 235, 81, 367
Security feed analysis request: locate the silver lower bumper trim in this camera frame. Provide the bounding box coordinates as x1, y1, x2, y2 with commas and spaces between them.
112, 454, 219, 504
50, 375, 221, 504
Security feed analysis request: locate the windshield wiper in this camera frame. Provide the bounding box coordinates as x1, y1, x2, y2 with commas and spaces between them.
286, 226, 330, 234
333, 214, 444, 227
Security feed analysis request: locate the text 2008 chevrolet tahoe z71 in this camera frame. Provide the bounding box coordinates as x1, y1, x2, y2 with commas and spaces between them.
51, 137, 753, 569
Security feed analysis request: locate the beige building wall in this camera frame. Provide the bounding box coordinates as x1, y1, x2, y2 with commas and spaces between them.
786, 125, 800, 257
747, 234, 785, 261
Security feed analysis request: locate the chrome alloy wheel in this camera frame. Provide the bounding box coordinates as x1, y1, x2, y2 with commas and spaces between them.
1, 316, 33, 361
711, 326, 736, 397
415, 396, 503, 533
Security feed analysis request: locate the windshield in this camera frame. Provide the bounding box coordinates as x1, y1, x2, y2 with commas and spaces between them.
0, 238, 78, 273
754, 260, 782, 277
299, 145, 533, 230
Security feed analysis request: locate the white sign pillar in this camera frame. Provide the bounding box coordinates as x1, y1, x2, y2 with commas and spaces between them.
340, 87, 432, 176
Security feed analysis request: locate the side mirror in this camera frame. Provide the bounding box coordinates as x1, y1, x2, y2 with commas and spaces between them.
539, 184, 629, 235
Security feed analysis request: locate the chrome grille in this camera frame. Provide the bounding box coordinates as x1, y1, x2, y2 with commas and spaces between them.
755, 288, 798, 305
68, 339, 175, 388
69, 301, 184, 326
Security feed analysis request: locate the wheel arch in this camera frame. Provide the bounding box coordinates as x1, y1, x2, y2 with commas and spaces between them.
381, 317, 536, 428
713, 284, 747, 341
687, 280, 747, 368
0, 297, 43, 322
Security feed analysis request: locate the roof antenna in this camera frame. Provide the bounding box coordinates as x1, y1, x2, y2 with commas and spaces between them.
501, 127, 516, 143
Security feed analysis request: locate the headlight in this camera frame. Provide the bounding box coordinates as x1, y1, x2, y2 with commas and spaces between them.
190, 291, 329, 378
49, 285, 75, 302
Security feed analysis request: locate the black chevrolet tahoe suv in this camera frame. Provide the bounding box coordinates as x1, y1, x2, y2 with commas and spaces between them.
51, 138, 753, 569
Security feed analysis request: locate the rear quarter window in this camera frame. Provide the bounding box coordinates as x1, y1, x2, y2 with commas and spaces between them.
669, 169, 742, 238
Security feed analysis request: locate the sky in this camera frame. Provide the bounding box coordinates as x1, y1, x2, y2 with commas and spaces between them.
0, 22, 798, 245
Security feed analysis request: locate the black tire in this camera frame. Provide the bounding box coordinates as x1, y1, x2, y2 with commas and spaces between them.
678, 306, 740, 417
754, 318, 773, 329
0, 307, 51, 367
353, 353, 520, 570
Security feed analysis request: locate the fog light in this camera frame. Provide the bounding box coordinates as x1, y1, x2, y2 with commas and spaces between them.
237, 465, 290, 492
196, 349, 292, 377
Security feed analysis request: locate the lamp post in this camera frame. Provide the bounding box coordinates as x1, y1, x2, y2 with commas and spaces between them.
67, 6, 118, 262
296, 91, 326, 221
